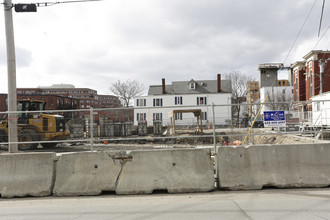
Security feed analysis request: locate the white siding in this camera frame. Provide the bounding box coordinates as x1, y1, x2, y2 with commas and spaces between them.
134, 93, 232, 126
311, 92, 330, 126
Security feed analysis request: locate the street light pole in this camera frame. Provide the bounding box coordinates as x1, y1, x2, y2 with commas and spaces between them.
4, 0, 18, 153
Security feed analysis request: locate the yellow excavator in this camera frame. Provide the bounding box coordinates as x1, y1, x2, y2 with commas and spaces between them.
0, 99, 70, 150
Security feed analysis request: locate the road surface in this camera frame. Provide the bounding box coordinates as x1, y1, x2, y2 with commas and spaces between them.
1, 188, 330, 219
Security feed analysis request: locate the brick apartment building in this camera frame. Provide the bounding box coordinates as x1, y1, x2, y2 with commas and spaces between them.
0, 84, 124, 121
291, 50, 330, 111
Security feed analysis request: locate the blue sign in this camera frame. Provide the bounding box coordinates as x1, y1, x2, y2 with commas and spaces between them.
263, 111, 286, 127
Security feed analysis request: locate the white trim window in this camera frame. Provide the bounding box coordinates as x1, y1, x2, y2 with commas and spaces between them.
197, 96, 207, 105
203, 112, 207, 120
175, 96, 183, 105
153, 98, 163, 107
136, 113, 146, 121
189, 83, 196, 89
136, 98, 146, 107
314, 102, 320, 112
153, 113, 163, 121
175, 112, 183, 120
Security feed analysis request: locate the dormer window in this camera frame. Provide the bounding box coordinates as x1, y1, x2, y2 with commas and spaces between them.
190, 83, 196, 89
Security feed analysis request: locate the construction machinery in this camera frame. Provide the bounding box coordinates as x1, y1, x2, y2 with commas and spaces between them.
0, 99, 70, 150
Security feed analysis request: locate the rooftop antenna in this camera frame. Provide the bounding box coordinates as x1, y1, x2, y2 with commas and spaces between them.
3, 0, 102, 153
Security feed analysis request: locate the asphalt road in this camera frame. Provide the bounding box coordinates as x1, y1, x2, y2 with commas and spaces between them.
1, 188, 330, 220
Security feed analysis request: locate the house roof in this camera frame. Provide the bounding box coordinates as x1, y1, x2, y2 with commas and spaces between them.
148, 79, 232, 95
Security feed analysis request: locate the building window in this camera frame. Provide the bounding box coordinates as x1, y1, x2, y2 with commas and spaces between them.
136, 99, 146, 107
175, 96, 183, 105
153, 113, 162, 121
203, 112, 207, 120
175, 112, 183, 120
190, 83, 196, 89
153, 98, 163, 107
197, 97, 207, 105
137, 113, 146, 121
314, 102, 320, 111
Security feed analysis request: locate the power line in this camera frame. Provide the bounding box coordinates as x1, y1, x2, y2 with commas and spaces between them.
36, 0, 103, 7
283, 0, 318, 65
312, 25, 330, 50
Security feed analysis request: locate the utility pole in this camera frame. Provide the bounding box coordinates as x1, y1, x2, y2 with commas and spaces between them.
4, 0, 18, 153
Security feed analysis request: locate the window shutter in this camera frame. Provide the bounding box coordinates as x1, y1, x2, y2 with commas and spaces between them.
144, 113, 146, 121
197, 97, 199, 105
153, 99, 155, 107
136, 99, 139, 106
137, 113, 139, 121
205, 97, 207, 105
175, 97, 177, 105
180, 97, 183, 104
160, 113, 162, 120
144, 99, 146, 106
160, 99, 163, 106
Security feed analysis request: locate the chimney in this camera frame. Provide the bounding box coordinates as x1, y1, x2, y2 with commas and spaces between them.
162, 78, 166, 94
217, 74, 221, 92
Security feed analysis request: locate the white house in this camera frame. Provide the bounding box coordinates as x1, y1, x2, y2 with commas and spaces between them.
134, 75, 232, 127
311, 91, 330, 126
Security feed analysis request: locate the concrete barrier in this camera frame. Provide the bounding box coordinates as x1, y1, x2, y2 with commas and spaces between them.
0, 152, 56, 198
53, 148, 214, 196
217, 143, 330, 190
116, 148, 215, 194
53, 151, 122, 196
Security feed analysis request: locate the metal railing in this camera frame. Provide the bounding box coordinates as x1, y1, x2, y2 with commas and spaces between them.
1, 100, 330, 153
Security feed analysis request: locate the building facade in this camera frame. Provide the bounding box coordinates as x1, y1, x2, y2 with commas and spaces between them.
134, 75, 232, 127
0, 84, 123, 121
246, 81, 260, 118
292, 50, 330, 112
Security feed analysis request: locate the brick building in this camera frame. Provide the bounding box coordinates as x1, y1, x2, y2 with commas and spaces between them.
18, 84, 121, 109
0, 84, 124, 121
0, 94, 79, 120
292, 50, 330, 111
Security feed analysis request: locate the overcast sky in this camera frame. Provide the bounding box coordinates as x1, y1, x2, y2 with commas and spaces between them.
0, 0, 330, 95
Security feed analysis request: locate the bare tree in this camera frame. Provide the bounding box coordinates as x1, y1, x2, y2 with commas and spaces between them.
266, 89, 293, 111
110, 80, 144, 107
223, 71, 255, 127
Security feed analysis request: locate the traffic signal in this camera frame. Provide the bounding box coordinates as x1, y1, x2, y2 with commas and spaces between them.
14, 4, 37, 12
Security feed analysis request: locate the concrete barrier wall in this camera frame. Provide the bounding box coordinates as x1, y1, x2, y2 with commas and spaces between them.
217, 143, 330, 190
53, 151, 122, 196
53, 149, 215, 196
115, 148, 215, 194
0, 152, 56, 198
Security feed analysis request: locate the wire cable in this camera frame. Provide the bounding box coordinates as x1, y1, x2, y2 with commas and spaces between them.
36, 0, 103, 7
313, 25, 330, 50
283, 0, 318, 65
